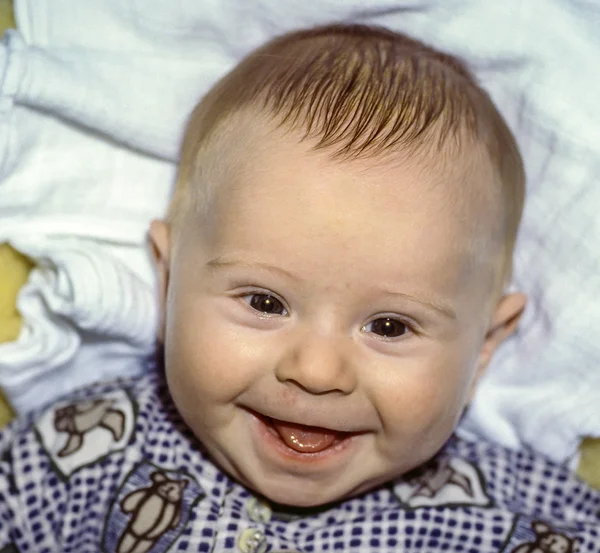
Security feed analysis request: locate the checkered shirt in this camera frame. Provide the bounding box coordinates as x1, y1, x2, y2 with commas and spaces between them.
0, 369, 598, 553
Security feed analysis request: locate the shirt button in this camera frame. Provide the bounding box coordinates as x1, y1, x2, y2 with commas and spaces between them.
237, 528, 267, 553
247, 497, 272, 523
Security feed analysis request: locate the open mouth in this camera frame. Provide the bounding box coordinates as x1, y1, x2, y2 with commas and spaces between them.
252, 411, 353, 454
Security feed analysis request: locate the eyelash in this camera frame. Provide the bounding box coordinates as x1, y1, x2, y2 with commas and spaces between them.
240, 292, 415, 339
240, 291, 289, 317
361, 316, 415, 340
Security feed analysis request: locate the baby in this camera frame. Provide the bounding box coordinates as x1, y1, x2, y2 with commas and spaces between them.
0, 24, 599, 553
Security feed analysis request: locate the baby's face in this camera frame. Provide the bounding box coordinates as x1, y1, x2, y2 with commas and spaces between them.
152, 126, 517, 507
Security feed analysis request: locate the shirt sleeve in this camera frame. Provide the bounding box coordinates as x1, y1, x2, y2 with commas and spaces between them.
0, 420, 31, 547
0, 414, 65, 551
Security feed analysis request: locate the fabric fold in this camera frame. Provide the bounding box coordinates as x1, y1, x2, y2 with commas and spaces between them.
0, 238, 157, 413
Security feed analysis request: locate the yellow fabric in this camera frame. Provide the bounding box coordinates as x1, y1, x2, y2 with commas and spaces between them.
0, 0, 15, 33
0, 244, 31, 342
578, 437, 600, 490
0, 389, 12, 427
0, 244, 32, 426
0, 0, 17, 428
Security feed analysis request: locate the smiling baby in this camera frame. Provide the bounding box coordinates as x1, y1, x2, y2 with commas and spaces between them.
1, 24, 598, 553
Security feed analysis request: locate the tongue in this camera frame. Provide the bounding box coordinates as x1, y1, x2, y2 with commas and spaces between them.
271, 420, 341, 453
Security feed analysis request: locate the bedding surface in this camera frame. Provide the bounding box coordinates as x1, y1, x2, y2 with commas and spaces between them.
0, 0, 13, 30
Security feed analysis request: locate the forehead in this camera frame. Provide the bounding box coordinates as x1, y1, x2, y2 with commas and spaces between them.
210, 122, 496, 241
189, 124, 499, 305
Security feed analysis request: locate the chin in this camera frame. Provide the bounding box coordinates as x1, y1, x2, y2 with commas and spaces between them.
249, 469, 381, 508
257, 481, 345, 508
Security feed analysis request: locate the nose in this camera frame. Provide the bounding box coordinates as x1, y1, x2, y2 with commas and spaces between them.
274, 331, 357, 395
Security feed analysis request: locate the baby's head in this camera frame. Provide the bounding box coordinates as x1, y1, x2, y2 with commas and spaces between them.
150, 24, 526, 507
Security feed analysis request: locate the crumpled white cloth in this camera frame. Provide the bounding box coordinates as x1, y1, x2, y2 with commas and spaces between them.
1, 0, 599, 461
9, 0, 599, 155
1, 26, 174, 408
0, 237, 158, 413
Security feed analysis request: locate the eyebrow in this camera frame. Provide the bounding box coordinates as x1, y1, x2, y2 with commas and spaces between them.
206, 256, 301, 282
207, 256, 456, 320
382, 288, 457, 320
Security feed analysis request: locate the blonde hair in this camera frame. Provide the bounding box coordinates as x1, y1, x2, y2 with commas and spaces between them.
169, 24, 525, 285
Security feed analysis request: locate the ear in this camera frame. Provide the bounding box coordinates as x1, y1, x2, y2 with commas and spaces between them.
532, 521, 550, 536
148, 220, 171, 343
151, 471, 167, 483
471, 292, 527, 393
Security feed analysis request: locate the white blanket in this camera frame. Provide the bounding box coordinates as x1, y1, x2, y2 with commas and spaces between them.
0, 237, 157, 412
1, 0, 599, 462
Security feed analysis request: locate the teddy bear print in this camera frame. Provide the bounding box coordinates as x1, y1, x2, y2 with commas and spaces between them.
511, 521, 577, 553
117, 471, 188, 553
409, 457, 474, 500
53, 398, 126, 457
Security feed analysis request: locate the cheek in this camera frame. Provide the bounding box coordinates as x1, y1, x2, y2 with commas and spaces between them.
372, 343, 477, 438
164, 291, 281, 404
166, 303, 240, 400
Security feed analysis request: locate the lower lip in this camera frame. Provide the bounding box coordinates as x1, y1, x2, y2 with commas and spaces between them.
248, 410, 358, 463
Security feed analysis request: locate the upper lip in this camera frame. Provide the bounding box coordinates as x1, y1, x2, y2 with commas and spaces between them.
243, 406, 367, 434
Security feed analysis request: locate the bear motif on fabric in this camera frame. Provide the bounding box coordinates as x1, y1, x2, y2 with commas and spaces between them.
512, 521, 577, 553
409, 457, 474, 500
54, 398, 126, 457
117, 471, 188, 553
392, 454, 492, 509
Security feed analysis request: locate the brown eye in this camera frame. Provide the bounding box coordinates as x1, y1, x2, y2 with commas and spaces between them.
248, 294, 286, 315
366, 318, 407, 338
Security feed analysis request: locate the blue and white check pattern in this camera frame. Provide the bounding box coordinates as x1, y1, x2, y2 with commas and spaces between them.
0, 369, 598, 553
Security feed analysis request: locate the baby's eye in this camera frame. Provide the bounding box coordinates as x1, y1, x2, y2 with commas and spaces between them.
244, 294, 287, 316
363, 317, 408, 338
